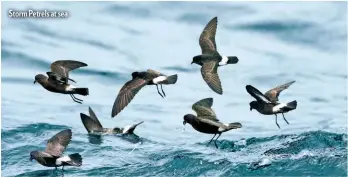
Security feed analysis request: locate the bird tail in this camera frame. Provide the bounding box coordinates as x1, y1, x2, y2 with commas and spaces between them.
281, 100, 297, 112
226, 122, 242, 129
165, 74, 178, 84
227, 56, 239, 64
58, 153, 82, 167
73, 88, 89, 96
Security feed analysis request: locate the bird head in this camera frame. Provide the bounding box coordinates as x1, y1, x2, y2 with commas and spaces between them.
131, 72, 139, 79
183, 114, 195, 125
249, 101, 258, 111
191, 56, 201, 65
29, 151, 37, 161
34, 74, 46, 84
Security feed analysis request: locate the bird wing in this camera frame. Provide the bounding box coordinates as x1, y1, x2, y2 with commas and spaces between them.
264, 81, 296, 103
80, 107, 103, 133
246, 85, 271, 103
45, 129, 72, 157
146, 69, 163, 77
201, 60, 223, 94
111, 78, 148, 117
192, 98, 219, 121
31, 151, 54, 165
199, 17, 218, 55
50, 60, 87, 78
197, 117, 227, 129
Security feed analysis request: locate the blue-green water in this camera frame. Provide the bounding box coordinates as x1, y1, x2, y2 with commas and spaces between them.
1, 2, 347, 177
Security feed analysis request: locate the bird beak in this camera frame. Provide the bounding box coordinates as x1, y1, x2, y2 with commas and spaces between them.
183, 120, 186, 125
29, 157, 33, 161
250, 107, 252, 111
191, 61, 194, 64
33, 80, 36, 84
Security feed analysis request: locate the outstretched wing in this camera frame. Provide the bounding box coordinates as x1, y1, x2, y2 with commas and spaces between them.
199, 17, 218, 55
246, 85, 271, 104
45, 129, 72, 157
146, 69, 163, 77
111, 79, 148, 117
201, 61, 223, 94
80, 107, 103, 133
50, 60, 87, 79
264, 81, 296, 103
192, 97, 218, 121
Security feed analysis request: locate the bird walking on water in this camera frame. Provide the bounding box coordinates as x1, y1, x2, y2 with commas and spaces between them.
183, 97, 242, 149
111, 69, 178, 117
81, 107, 144, 134
29, 129, 82, 170
191, 17, 239, 95
246, 81, 297, 129
33, 60, 89, 104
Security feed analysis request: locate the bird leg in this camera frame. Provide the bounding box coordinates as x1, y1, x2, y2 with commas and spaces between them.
68, 78, 76, 83
156, 85, 164, 98
71, 94, 83, 101
282, 113, 290, 124
214, 133, 222, 149
207, 134, 217, 146
160, 84, 166, 97
70, 94, 82, 104
275, 114, 280, 129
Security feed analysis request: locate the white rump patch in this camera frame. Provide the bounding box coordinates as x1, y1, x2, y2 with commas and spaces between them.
219, 56, 229, 66
65, 84, 76, 91
153, 76, 167, 84
56, 156, 71, 165
122, 125, 132, 134
272, 103, 286, 113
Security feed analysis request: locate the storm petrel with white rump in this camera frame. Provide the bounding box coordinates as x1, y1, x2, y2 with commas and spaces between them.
191, 17, 239, 94
81, 107, 144, 134
183, 97, 242, 149
246, 81, 297, 128
29, 129, 82, 170
111, 69, 178, 117
34, 60, 89, 104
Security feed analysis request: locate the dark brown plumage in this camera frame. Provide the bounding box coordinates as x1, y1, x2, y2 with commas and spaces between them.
191, 17, 239, 95
183, 98, 242, 148
111, 69, 177, 117
29, 129, 82, 170
80, 107, 144, 134
246, 83, 297, 129
34, 60, 89, 104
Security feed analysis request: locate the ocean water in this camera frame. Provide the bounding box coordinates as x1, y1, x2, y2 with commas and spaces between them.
1, 1, 347, 177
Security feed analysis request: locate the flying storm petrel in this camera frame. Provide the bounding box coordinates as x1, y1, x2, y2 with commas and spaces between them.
111, 69, 178, 117
29, 129, 82, 170
183, 97, 242, 148
246, 81, 297, 128
191, 17, 239, 95
81, 107, 144, 134
34, 60, 89, 104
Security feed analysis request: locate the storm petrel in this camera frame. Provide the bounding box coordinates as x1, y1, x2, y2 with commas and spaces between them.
81, 107, 144, 134
191, 17, 239, 94
29, 129, 82, 170
183, 97, 242, 148
111, 69, 178, 117
34, 60, 89, 104
246, 81, 297, 128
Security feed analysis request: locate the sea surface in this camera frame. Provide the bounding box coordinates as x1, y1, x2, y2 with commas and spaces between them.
1, 1, 347, 177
